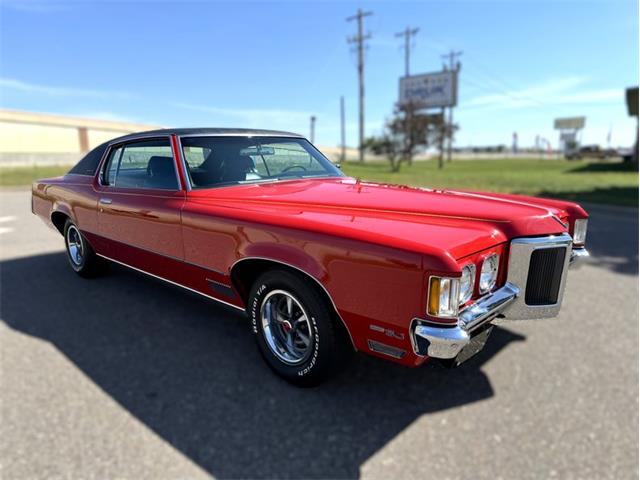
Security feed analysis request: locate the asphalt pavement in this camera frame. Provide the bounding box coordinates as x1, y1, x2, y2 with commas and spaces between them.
1, 189, 637, 479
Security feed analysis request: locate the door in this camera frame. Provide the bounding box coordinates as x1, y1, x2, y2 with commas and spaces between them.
95, 137, 186, 262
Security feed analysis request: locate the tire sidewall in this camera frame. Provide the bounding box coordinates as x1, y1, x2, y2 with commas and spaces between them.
249, 271, 333, 384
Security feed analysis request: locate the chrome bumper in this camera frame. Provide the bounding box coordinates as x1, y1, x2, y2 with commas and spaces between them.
412, 237, 589, 360
569, 247, 589, 268
412, 283, 519, 359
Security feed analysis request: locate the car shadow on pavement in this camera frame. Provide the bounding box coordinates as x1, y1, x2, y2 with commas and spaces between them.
1, 253, 526, 479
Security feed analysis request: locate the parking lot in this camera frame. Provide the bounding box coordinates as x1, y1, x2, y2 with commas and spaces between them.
1, 188, 637, 479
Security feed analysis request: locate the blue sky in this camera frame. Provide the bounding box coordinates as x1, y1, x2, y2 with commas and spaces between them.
0, 0, 637, 148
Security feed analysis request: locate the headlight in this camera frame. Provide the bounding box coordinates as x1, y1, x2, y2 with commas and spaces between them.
428, 276, 460, 318
459, 264, 476, 305
479, 254, 499, 293
573, 219, 588, 245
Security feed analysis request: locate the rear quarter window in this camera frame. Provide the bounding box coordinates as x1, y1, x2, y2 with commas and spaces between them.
67, 143, 108, 176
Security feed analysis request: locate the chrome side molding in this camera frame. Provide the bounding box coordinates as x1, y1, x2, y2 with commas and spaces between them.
367, 340, 406, 359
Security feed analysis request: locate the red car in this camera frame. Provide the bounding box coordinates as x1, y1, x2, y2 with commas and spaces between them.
32, 128, 589, 386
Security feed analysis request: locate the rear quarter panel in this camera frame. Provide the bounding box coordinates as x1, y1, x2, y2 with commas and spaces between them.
32, 175, 98, 234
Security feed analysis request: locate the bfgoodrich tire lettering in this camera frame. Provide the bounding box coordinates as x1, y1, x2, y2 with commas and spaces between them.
248, 269, 347, 386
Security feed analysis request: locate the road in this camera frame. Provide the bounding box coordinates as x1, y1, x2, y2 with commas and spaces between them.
1, 189, 637, 479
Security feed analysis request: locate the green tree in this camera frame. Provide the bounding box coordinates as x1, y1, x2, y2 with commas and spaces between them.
365, 102, 446, 172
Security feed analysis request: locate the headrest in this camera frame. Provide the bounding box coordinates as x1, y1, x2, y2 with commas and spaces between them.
147, 156, 174, 176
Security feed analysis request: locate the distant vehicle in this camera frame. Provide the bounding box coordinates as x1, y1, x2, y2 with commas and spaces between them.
617, 147, 634, 163
32, 128, 589, 386
565, 144, 615, 160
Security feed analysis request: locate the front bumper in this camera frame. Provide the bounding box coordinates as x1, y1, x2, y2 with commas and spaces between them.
412, 237, 589, 360
412, 283, 519, 359
569, 246, 589, 268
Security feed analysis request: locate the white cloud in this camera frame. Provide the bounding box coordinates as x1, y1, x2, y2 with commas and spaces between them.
465, 76, 623, 111
0, 77, 132, 99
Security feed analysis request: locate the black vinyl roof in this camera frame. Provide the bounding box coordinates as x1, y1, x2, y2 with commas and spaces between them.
111, 128, 305, 143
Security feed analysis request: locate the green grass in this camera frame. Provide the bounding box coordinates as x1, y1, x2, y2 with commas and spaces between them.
0, 165, 70, 187
341, 158, 639, 207
1, 158, 637, 207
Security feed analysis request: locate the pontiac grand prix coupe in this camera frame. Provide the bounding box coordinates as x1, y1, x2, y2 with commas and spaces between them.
32, 128, 589, 386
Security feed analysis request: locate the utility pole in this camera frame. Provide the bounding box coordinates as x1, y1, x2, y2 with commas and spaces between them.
347, 8, 373, 163
441, 50, 462, 162
310, 115, 316, 143
438, 107, 445, 169
395, 26, 419, 164
395, 26, 419, 77
340, 96, 346, 162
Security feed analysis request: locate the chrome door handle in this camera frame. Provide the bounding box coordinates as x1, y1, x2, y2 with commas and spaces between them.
99, 198, 112, 205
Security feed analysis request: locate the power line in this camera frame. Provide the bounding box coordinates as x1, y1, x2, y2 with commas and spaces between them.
347, 8, 373, 163
395, 26, 419, 77
460, 76, 547, 109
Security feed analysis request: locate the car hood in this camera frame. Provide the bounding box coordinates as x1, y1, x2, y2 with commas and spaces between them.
188, 177, 586, 260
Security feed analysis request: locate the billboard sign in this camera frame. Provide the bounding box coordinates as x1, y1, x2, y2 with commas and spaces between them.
554, 117, 586, 130
399, 71, 457, 108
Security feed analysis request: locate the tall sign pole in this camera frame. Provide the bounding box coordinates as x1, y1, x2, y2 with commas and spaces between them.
347, 8, 373, 163
441, 50, 462, 162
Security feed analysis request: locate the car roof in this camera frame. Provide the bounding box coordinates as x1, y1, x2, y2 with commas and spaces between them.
110, 128, 305, 143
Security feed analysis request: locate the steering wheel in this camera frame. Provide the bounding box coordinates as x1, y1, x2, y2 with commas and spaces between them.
281, 165, 308, 174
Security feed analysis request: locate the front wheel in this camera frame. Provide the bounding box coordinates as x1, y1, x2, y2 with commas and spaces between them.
248, 269, 349, 386
64, 220, 107, 277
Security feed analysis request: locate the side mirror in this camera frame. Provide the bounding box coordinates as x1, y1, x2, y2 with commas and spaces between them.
335, 163, 341, 170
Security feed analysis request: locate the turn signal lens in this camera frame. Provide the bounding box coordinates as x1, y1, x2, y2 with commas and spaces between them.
573, 219, 588, 245
428, 276, 460, 318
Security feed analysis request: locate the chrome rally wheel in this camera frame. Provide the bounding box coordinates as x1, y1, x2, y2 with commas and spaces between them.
65, 224, 85, 269
248, 269, 352, 387
63, 219, 107, 277
260, 289, 314, 365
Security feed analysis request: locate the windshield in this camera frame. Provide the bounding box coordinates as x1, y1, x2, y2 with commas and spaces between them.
180, 136, 344, 189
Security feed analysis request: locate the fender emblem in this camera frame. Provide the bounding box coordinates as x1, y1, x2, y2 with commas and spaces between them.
369, 324, 405, 340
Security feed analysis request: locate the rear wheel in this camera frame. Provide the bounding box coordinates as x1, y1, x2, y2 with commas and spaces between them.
64, 220, 107, 277
248, 269, 349, 386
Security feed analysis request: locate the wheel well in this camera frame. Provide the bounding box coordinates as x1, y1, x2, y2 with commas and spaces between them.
51, 211, 69, 235
230, 258, 355, 350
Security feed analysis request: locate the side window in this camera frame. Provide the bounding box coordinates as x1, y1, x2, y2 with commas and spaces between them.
103, 138, 179, 190
103, 147, 122, 185
183, 145, 210, 169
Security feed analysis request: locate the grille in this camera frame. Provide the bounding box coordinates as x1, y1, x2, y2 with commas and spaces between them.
525, 247, 566, 305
